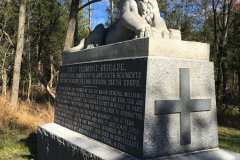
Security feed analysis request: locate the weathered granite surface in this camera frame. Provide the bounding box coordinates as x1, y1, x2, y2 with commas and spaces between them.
153, 149, 240, 160
38, 38, 239, 159
38, 123, 138, 160
55, 56, 219, 159
62, 37, 210, 65
55, 58, 148, 159
143, 57, 218, 158
38, 123, 240, 160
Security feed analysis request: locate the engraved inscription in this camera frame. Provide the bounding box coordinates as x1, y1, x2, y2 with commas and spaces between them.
54, 59, 147, 159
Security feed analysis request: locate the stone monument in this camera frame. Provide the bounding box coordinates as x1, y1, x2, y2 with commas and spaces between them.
38, 0, 240, 159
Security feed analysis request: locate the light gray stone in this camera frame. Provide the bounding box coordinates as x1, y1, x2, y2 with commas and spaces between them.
155, 68, 212, 146
151, 149, 240, 160
38, 37, 240, 159
62, 37, 210, 65
61, 39, 217, 159
38, 123, 240, 160
169, 29, 181, 40
143, 57, 218, 158
58, 56, 219, 159
38, 123, 138, 160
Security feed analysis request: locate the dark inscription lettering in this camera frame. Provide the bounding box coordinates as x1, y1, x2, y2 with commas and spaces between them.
54, 59, 147, 159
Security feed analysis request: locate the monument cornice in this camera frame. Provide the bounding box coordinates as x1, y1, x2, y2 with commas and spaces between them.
62, 37, 210, 65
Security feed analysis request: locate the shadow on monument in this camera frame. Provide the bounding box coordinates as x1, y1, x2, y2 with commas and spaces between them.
149, 81, 217, 158
144, 79, 173, 158
20, 132, 38, 160
150, 109, 215, 159
154, 115, 172, 157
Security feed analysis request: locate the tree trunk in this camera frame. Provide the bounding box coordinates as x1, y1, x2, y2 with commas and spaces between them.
22, 80, 25, 97
10, 0, 27, 106
27, 69, 31, 101
212, 0, 220, 106
27, 0, 31, 102
2, 70, 7, 98
238, 71, 240, 94
8, 65, 12, 88
89, 0, 92, 31
1, 43, 8, 98
49, 55, 54, 107
212, 0, 221, 106
204, 1, 207, 43
233, 70, 236, 91
38, 53, 41, 91
221, 0, 233, 106
37, 31, 44, 91
64, 0, 80, 50
50, 55, 53, 89
36, 42, 40, 91
216, 42, 221, 106
111, 0, 114, 24
74, 20, 80, 46
27, 38, 31, 101
63, 0, 101, 51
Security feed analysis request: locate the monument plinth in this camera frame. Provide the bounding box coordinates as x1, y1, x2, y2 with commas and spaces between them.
38, 38, 240, 160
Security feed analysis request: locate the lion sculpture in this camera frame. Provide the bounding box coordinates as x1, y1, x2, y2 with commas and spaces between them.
63, 0, 181, 54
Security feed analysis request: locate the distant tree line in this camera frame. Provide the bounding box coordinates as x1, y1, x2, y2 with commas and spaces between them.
0, 0, 90, 104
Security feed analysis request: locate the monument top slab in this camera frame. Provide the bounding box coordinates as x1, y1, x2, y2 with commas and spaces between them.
62, 37, 210, 65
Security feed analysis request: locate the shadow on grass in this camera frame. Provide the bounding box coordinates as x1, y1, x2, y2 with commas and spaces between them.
20, 132, 37, 160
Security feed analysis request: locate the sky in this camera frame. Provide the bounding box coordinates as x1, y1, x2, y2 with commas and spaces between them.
82, 0, 110, 30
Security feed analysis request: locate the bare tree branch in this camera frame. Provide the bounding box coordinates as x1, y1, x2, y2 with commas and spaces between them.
22, 54, 56, 99
3, 31, 13, 46
48, 71, 59, 86
77, 0, 102, 12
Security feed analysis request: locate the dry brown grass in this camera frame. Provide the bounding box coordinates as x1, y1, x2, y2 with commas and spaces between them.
0, 91, 54, 132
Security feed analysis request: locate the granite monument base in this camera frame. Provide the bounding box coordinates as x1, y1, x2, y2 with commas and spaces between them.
37, 123, 137, 160
37, 123, 240, 160
38, 38, 240, 159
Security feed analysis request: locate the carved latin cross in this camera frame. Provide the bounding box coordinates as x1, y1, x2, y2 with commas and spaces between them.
155, 68, 211, 145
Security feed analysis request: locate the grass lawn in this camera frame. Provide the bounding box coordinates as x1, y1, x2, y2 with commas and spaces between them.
0, 126, 239, 159
0, 130, 37, 160
218, 126, 240, 153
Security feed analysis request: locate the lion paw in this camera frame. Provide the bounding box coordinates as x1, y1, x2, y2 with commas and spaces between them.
136, 28, 181, 40
136, 27, 162, 39
169, 29, 181, 40
162, 30, 170, 39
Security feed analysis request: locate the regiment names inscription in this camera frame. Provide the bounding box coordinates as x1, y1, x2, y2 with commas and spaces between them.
54, 58, 147, 158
